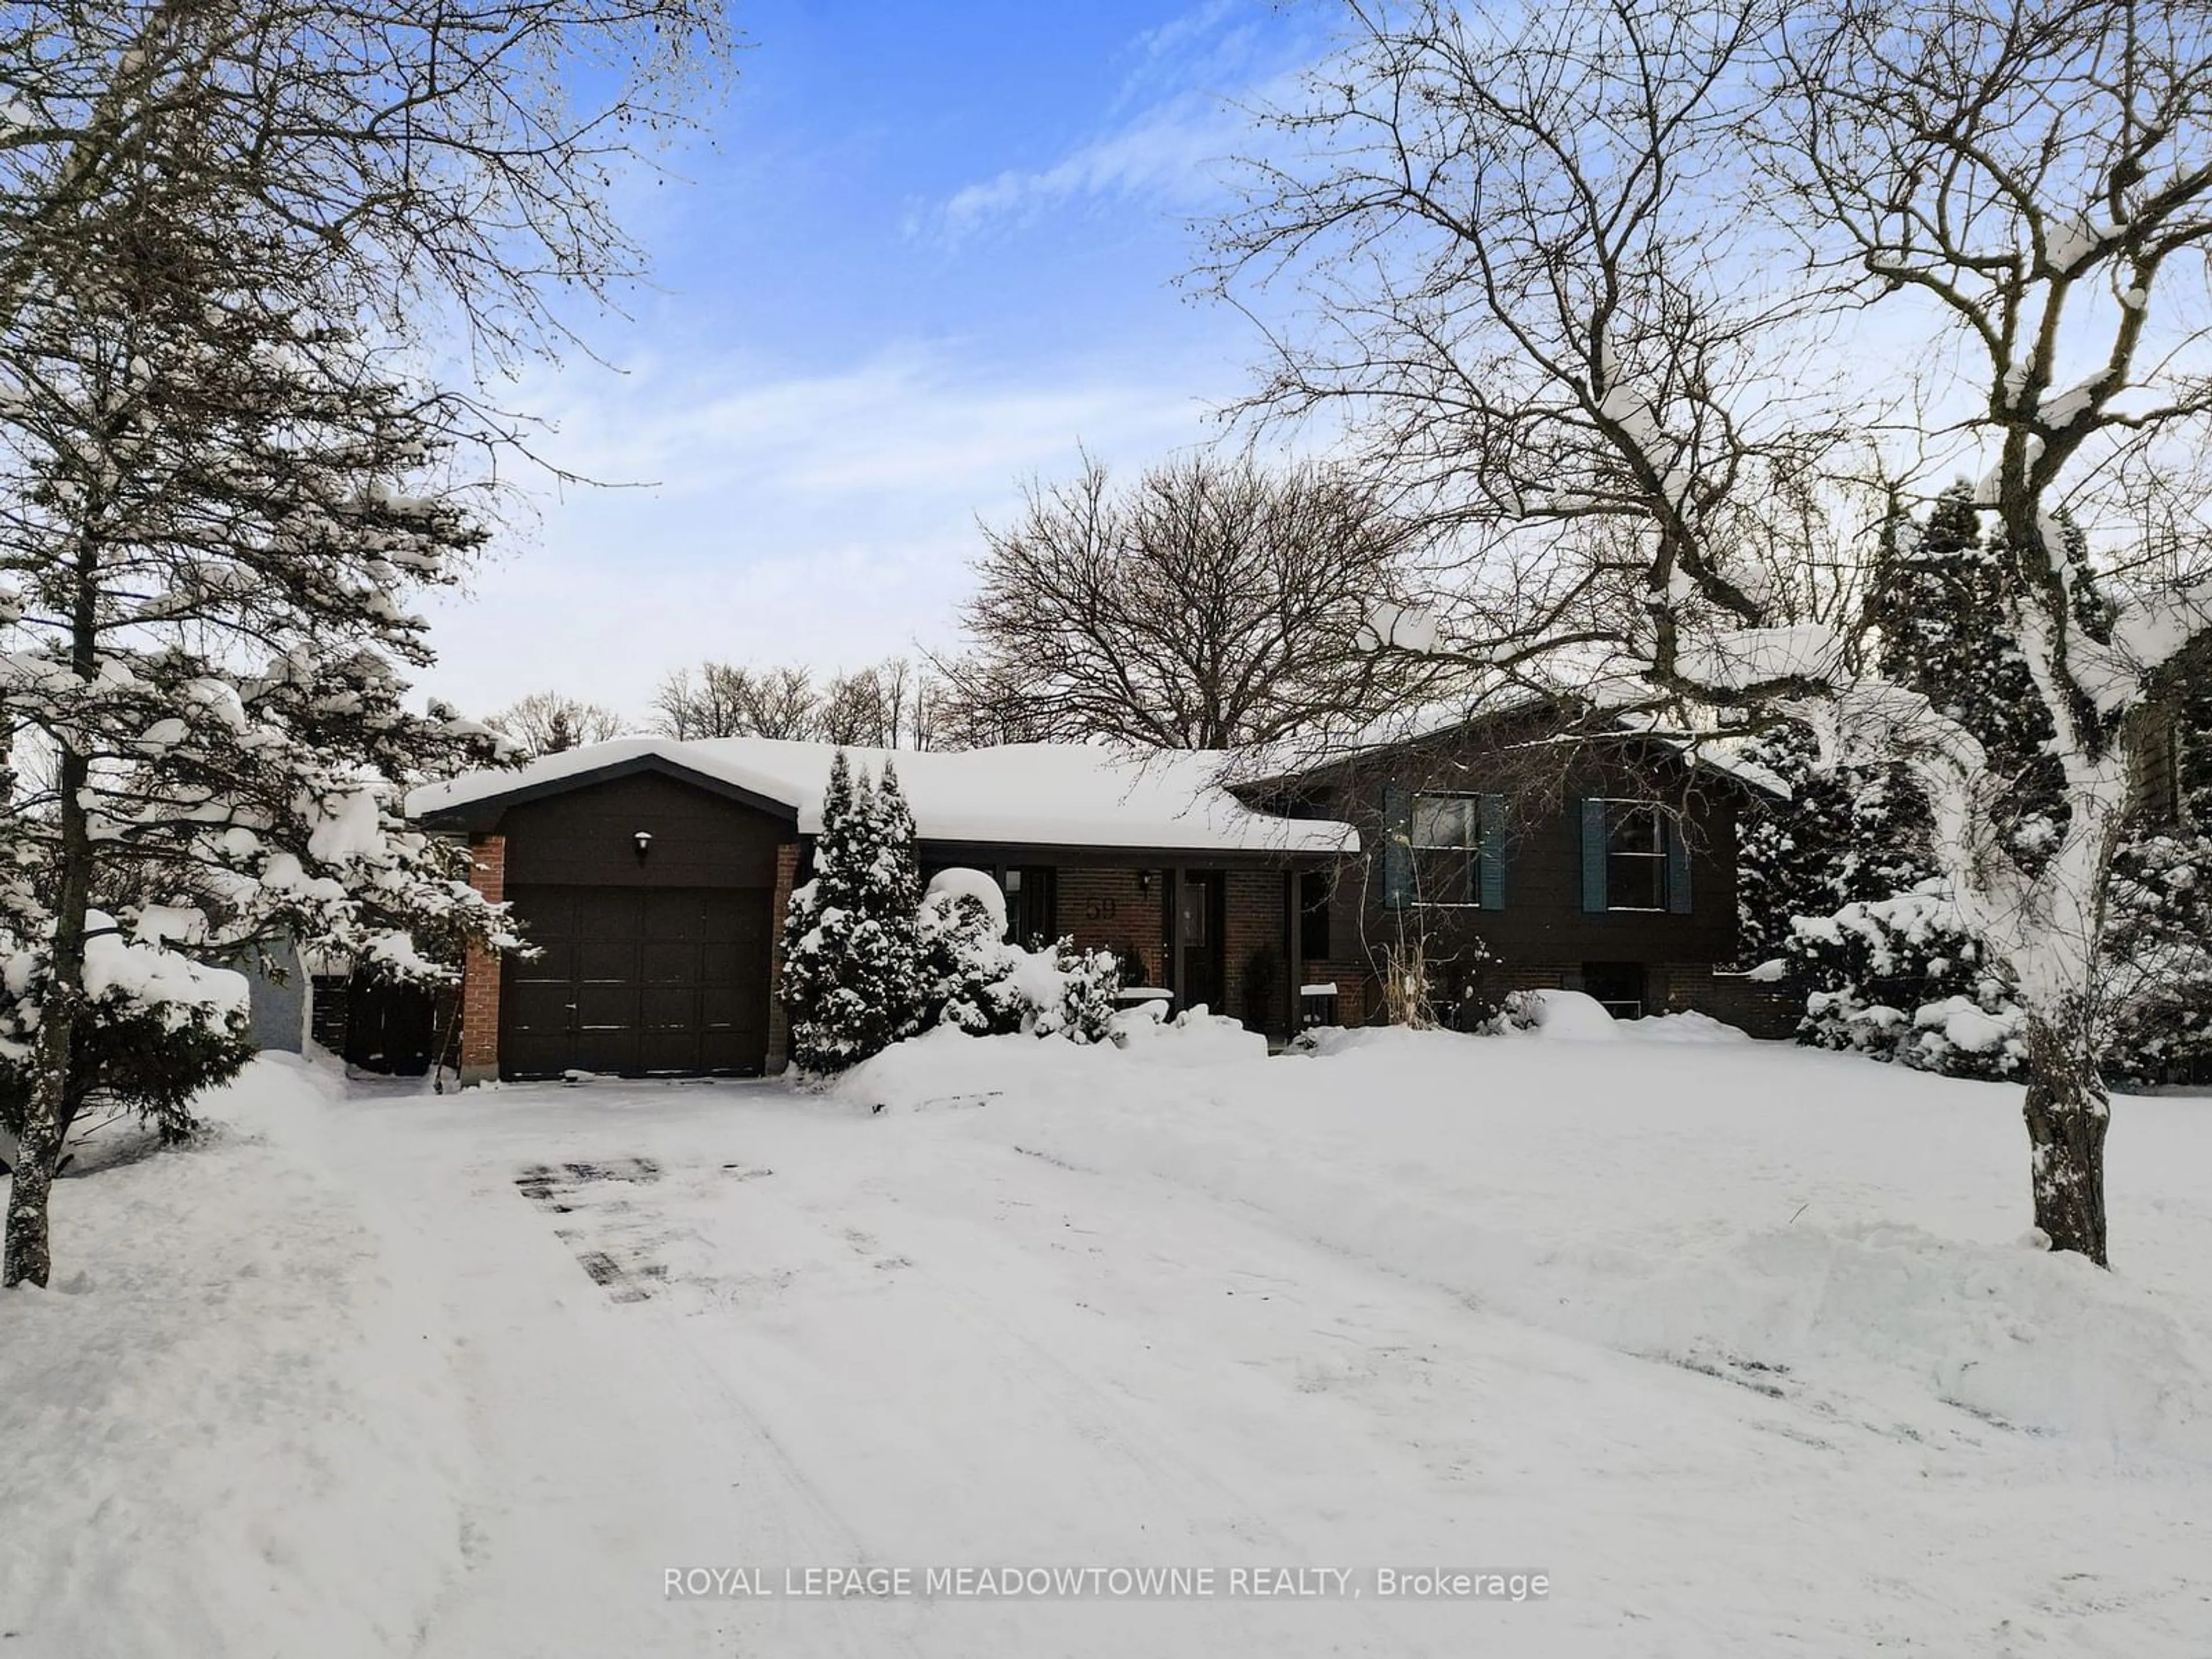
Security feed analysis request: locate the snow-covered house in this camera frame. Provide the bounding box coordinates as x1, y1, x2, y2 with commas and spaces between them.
1233, 701, 1793, 1032
408, 739, 1356, 1082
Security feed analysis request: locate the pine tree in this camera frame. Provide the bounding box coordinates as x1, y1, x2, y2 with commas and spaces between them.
2104, 675, 2212, 1084
1749, 486, 2208, 1084
1743, 487, 2037, 1073
0, 915, 257, 1150
0, 16, 528, 1286
780, 753, 925, 1073
1734, 722, 1933, 967
1873, 480, 2064, 854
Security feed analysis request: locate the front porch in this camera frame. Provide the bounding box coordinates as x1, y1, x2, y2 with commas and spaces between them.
914, 848, 1315, 1039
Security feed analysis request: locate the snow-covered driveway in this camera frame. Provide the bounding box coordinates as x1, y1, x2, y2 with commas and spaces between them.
315, 1032, 2209, 1659
7, 1028, 2209, 1657
323, 1078, 1613, 1657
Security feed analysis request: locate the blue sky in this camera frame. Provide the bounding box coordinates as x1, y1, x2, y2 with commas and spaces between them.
420, 0, 1327, 722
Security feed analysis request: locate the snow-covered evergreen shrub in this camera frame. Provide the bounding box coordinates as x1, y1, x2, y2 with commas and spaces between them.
2104, 828, 2212, 1086
781, 753, 925, 1074
915, 869, 1026, 1037
909, 866, 1123, 1044
1734, 723, 1936, 969
1031, 941, 1122, 1044
1735, 719, 2020, 1073
1789, 883, 2025, 1075
0, 914, 255, 1146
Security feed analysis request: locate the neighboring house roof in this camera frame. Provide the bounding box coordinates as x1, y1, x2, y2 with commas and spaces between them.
1232, 692, 1790, 800
408, 737, 1359, 857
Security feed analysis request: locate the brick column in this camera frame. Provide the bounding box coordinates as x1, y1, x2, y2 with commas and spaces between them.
766, 840, 800, 1074
1224, 867, 1295, 1033
459, 834, 506, 1086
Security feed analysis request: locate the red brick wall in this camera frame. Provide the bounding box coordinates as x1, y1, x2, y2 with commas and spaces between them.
767, 840, 800, 1073
1491, 964, 1569, 994
1054, 867, 1168, 985
1660, 964, 1802, 1039
1224, 868, 1290, 1032
1046, 867, 1300, 1033
459, 834, 506, 1084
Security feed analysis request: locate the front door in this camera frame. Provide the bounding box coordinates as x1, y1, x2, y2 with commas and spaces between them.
1176, 870, 1226, 1014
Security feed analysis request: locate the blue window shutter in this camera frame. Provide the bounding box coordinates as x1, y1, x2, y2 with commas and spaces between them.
1382, 784, 1412, 909
1667, 815, 1694, 913
1479, 793, 1506, 910
1580, 798, 1608, 913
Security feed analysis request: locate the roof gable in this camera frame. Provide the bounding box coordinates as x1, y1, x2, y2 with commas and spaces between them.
411, 747, 801, 834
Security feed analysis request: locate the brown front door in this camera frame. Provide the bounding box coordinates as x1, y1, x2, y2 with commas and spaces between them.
1176, 870, 1226, 1014
502, 885, 772, 1078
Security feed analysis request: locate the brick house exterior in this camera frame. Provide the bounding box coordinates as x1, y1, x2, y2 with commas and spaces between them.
411, 741, 1353, 1082
396, 718, 1794, 1084
1239, 703, 1799, 1036
458, 834, 507, 1084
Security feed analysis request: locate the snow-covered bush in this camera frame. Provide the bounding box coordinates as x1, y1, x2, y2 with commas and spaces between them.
1483, 987, 1546, 1034
915, 869, 1027, 1037
1789, 882, 2026, 1077
912, 868, 1123, 1044
0, 914, 255, 1147
1029, 941, 1122, 1044
781, 753, 925, 1074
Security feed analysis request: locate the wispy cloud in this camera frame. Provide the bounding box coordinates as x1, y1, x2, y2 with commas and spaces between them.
938, 96, 1249, 240
930, 1, 1309, 244
418, 346, 1224, 719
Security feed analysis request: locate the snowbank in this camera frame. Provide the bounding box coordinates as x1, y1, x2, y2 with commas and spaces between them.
1521, 987, 1622, 1039
0, 1056, 470, 1658
832, 1011, 1268, 1112
846, 1023, 2212, 1458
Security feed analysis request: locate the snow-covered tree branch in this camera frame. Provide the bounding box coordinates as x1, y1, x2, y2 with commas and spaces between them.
0, 0, 732, 1287
1215, 0, 2212, 1264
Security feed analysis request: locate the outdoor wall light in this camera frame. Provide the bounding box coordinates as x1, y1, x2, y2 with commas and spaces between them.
1136, 871, 1153, 896
633, 830, 653, 861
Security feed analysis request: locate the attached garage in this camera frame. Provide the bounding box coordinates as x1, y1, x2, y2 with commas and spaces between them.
412, 756, 799, 1084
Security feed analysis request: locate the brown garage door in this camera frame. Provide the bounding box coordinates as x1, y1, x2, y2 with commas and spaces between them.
501, 886, 772, 1079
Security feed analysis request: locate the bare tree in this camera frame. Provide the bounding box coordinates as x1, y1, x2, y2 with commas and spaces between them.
490, 691, 627, 756
650, 662, 755, 740
1216, 0, 2212, 1263
938, 452, 1438, 749
816, 668, 885, 745
815, 658, 948, 748
652, 657, 952, 746
650, 660, 821, 740
745, 666, 820, 740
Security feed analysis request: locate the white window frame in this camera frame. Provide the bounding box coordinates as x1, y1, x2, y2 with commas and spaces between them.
1599, 798, 1670, 914
1409, 791, 1488, 909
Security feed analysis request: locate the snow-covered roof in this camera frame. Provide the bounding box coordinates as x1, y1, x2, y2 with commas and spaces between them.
1232, 684, 1788, 799
408, 737, 1358, 858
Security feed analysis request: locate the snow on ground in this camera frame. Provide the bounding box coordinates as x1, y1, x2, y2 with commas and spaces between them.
0, 1056, 471, 1659
5, 1022, 2211, 1656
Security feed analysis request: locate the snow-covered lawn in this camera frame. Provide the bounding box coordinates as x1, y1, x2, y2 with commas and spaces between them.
6, 1021, 2210, 1656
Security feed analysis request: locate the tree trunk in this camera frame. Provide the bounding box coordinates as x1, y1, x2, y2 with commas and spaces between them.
2022, 1013, 2110, 1266
3, 658, 93, 1289
2, 1032, 72, 1289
